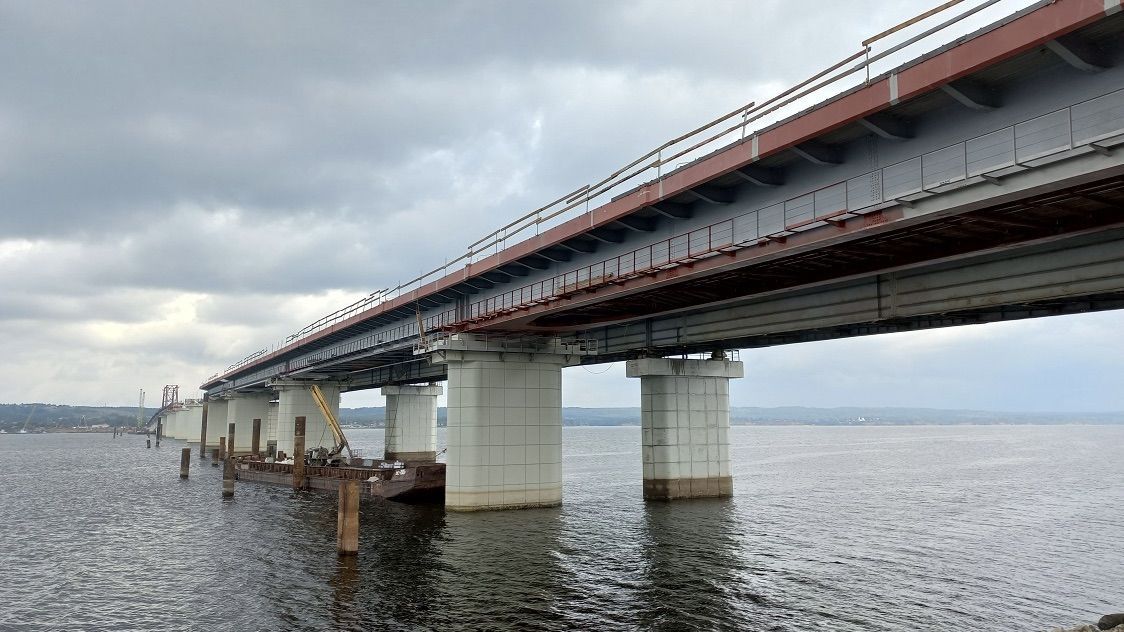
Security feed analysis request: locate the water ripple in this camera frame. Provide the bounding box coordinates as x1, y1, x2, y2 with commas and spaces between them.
0, 426, 1121, 630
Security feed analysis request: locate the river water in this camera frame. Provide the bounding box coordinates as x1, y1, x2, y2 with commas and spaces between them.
0, 425, 1120, 631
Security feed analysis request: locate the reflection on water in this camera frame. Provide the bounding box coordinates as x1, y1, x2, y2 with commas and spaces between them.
1, 425, 1122, 631
636, 498, 746, 630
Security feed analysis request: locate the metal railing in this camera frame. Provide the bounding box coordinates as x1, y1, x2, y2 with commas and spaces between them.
211, 0, 1045, 382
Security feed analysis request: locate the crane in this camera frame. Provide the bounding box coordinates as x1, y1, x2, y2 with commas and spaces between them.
305, 384, 352, 467
19, 405, 38, 434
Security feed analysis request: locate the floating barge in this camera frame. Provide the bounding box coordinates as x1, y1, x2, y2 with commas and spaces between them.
234, 459, 445, 503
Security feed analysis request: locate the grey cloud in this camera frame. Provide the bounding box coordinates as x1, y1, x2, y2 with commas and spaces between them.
0, 0, 938, 239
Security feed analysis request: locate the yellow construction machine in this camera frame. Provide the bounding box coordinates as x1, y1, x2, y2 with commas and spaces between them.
305, 384, 353, 467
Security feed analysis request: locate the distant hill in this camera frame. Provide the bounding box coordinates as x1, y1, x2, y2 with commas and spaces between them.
0, 403, 154, 431
2, 402, 1119, 432
340, 405, 1123, 427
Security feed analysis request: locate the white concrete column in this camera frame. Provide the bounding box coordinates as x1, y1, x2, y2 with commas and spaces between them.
381, 385, 442, 461
274, 382, 340, 458
205, 399, 229, 451
626, 357, 743, 500
226, 393, 272, 455
184, 403, 204, 444
432, 342, 565, 511
169, 409, 184, 439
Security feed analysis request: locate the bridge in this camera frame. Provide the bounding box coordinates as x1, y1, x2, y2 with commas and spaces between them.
176, 0, 1124, 510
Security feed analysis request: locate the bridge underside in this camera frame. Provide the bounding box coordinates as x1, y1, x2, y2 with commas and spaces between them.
584, 228, 1124, 362
551, 176, 1124, 360
533, 177, 1124, 328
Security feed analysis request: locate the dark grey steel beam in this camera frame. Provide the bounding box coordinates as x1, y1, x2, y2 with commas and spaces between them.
518, 255, 552, 270
500, 265, 529, 277
463, 277, 495, 289
791, 141, 842, 166
859, 113, 913, 141
687, 185, 735, 205
648, 202, 693, 219
613, 216, 657, 232
558, 239, 598, 254
940, 80, 999, 111
586, 228, 625, 244
1046, 34, 1108, 72
538, 248, 573, 263
733, 166, 784, 187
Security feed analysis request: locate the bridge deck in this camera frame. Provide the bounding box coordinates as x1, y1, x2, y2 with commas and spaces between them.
202, 0, 1124, 395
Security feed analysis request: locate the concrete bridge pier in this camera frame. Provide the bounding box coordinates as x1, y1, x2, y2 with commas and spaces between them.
204, 399, 229, 452
166, 410, 180, 440
626, 357, 743, 500
431, 338, 565, 511
381, 385, 442, 462
184, 402, 204, 444
226, 393, 272, 456
175, 409, 188, 440
273, 381, 340, 459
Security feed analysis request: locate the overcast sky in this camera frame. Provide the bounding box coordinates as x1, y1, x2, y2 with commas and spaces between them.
2, 0, 1121, 412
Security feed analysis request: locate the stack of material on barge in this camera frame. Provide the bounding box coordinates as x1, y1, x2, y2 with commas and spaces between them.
233, 384, 445, 503
235, 458, 445, 503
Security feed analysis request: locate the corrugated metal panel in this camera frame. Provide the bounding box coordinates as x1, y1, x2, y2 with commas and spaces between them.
712, 220, 734, 248
1015, 109, 1071, 162
815, 183, 847, 217
966, 128, 1015, 176
732, 213, 758, 244
923, 144, 967, 189
883, 157, 922, 199
1071, 89, 1124, 145
785, 193, 815, 227
847, 172, 882, 211
759, 203, 785, 235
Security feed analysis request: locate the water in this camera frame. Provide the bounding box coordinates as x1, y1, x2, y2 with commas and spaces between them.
1, 425, 1120, 631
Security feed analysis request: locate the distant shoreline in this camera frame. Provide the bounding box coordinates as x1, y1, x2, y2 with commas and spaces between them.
3, 402, 1121, 433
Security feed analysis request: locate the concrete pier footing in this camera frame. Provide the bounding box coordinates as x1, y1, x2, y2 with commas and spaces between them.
218, 437, 226, 462
381, 385, 441, 462
626, 357, 743, 500
433, 342, 565, 511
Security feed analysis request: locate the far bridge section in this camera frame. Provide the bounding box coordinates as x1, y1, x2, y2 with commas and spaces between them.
200, 0, 1124, 510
